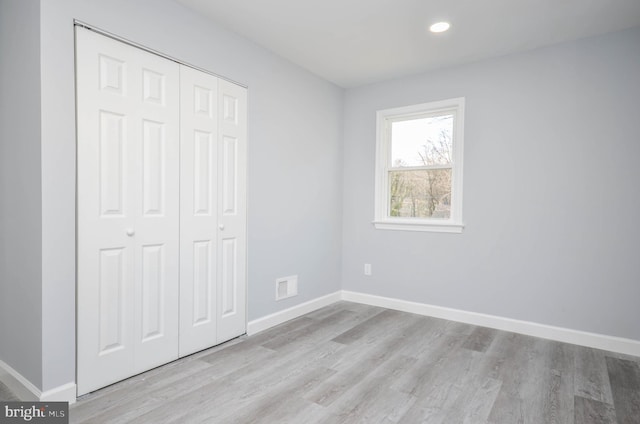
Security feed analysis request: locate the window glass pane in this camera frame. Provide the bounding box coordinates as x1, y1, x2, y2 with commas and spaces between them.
389, 168, 451, 218
391, 114, 453, 167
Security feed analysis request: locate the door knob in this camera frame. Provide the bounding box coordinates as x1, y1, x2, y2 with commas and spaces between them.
126, 228, 135, 237
218, 224, 225, 230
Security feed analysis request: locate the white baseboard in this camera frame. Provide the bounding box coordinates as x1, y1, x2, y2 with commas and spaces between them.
40, 382, 76, 403
0, 359, 40, 401
341, 290, 640, 357
247, 291, 342, 335
0, 359, 76, 404
246, 290, 640, 356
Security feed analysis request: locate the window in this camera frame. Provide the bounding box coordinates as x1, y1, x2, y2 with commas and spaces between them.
374, 98, 465, 233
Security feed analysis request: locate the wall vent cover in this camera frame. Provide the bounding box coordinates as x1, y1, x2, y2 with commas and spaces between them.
275, 275, 298, 301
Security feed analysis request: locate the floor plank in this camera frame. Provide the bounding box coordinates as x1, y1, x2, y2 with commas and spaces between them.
574, 346, 614, 404
574, 396, 617, 424
605, 356, 640, 424
462, 326, 498, 353
542, 341, 575, 424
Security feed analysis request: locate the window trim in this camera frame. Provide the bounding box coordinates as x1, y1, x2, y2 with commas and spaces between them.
373, 97, 465, 233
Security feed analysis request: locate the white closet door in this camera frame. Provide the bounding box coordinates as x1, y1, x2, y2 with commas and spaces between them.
178, 66, 219, 356
76, 27, 180, 395
216, 79, 247, 342
179, 69, 247, 354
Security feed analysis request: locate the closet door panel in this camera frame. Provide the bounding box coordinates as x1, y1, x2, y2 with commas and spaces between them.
217, 80, 247, 343
76, 27, 180, 395
179, 65, 219, 356
132, 48, 180, 374
77, 28, 137, 395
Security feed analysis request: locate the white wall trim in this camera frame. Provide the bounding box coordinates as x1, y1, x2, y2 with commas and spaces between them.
341, 291, 640, 357
40, 382, 77, 403
372, 220, 464, 233
247, 291, 342, 335
0, 359, 76, 404
0, 359, 40, 401
246, 290, 640, 356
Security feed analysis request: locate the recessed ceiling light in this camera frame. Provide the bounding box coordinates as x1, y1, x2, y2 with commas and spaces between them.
429, 22, 450, 33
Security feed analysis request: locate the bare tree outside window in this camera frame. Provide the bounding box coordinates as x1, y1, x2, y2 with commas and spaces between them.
389, 115, 453, 218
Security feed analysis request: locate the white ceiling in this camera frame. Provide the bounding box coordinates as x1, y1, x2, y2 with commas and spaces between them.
176, 0, 640, 88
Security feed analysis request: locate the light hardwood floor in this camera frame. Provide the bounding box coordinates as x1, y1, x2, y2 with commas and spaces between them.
3, 301, 640, 423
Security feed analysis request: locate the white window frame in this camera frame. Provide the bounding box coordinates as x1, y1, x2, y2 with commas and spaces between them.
374, 97, 465, 233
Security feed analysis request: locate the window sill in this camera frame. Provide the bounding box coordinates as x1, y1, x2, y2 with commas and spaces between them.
372, 220, 464, 233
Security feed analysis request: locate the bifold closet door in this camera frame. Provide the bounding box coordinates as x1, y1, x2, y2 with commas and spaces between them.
179, 67, 247, 356
77, 26, 247, 396
76, 27, 180, 395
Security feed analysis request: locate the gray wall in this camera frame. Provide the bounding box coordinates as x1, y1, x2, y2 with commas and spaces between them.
36, 0, 343, 391
342, 27, 640, 341
0, 0, 43, 388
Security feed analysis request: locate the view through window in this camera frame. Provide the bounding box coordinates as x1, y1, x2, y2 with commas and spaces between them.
389, 114, 453, 218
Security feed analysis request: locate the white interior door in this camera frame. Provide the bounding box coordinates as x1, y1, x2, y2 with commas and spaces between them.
178, 68, 247, 354
216, 79, 247, 342
178, 66, 219, 356
76, 27, 180, 395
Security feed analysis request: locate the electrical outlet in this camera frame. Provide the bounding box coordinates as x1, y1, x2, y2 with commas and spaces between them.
364, 263, 372, 276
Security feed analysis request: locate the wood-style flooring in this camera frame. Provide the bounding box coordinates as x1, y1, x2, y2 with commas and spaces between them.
4, 301, 640, 423
0, 380, 20, 402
